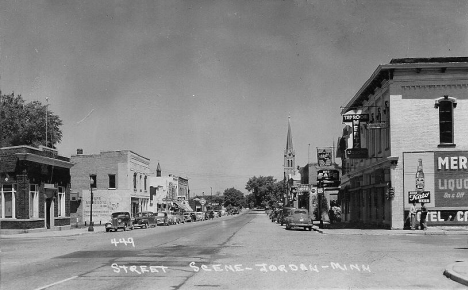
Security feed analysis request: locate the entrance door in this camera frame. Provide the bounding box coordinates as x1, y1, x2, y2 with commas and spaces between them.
46, 198, 51, 229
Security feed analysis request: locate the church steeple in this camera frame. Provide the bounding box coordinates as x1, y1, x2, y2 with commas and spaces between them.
156, 162, 161, 177
284, 116, 296, 178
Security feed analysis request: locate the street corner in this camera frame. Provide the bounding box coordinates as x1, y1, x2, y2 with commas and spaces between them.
444, 261, 468, 287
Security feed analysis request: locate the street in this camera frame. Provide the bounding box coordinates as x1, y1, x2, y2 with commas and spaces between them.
1, 210, 466, 290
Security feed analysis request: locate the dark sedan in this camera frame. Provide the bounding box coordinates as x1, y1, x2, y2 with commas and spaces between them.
284, 209, 313, 231
105, 212, 133, 232
133, 211, 157, 229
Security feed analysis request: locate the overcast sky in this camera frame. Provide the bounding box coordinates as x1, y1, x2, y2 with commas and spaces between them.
1, 0, 467, 195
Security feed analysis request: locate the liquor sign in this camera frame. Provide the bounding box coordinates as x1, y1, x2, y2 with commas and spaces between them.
408, 191, 431, 203
346, 148, 368, 159
434, 151, 468, 208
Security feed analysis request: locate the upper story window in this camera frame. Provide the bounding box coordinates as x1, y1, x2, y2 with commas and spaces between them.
109, 174, 116, 189
133, 173, 137, 190
90, 175, 97, 188
435, 96, 457, 145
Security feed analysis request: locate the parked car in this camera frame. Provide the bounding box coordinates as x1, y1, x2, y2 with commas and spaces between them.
195, 212, 205, 221
105, 212, 133, 232
278, 207, 296, 226
284, 209, 313, 231
167, 212, 183, 225
183, 212, 193, 222
155, 212, 169, 226
133, 211, 157, 229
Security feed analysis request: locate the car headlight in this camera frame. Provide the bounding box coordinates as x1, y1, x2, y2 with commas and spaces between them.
118, 218, 122, 223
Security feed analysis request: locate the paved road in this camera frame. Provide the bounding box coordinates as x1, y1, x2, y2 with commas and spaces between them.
1, 210, 466, 289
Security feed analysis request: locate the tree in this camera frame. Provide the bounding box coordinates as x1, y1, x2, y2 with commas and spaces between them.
245, 176, 282, 208
223, 187, 245, 208
0, 92, 63, 148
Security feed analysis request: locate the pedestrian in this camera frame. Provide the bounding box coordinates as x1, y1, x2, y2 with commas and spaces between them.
409, 201, 417, 230
419, 202, 428, 230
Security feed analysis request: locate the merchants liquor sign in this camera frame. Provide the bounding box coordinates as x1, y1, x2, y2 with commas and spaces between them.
403, 151, 468, 225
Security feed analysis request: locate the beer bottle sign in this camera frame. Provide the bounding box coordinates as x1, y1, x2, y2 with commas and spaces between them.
415, 158, 425, 192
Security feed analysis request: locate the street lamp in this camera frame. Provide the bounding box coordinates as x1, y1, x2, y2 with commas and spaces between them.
88, 177, 94, 232
210, 187, 212, 209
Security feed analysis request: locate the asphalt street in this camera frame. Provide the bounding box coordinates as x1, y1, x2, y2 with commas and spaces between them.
1, 210, 467, 290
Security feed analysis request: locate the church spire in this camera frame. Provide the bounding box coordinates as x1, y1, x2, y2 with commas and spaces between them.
284, 116, 296, 178
156, 162, 161, 177
286, 115, 293, 151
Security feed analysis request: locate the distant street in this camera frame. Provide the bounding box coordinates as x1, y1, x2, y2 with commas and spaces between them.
1, 210, 466, 290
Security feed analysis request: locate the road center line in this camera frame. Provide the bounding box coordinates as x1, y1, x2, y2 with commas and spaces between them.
33, 276, 78, 290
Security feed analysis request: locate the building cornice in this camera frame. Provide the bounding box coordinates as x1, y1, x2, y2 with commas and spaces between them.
15, 153, 74, 169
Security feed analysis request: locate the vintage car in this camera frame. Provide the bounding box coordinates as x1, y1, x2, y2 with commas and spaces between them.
183, 212, 193, 222
133, 211, 157, 229
105, 212, 133, 232
155, 212, 169, 226
284, 209, 313, 231
195, 212, 205, 221
278, 207, 296, 226
167, 212, 183, 225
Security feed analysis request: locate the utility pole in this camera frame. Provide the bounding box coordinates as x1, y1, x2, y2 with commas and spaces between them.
45, 97, 49, 147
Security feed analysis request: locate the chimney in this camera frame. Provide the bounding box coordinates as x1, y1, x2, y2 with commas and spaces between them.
77, 149, 83, 155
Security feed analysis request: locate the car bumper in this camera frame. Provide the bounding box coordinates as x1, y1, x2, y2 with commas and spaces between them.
289, 223, 312, 227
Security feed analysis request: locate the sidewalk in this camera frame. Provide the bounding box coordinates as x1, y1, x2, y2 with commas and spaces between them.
0, 225, 106, 239
311, 222, 468, 287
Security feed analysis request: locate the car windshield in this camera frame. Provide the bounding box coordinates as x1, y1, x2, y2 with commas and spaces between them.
111, 212, 128, 218
294, 210, 308, 215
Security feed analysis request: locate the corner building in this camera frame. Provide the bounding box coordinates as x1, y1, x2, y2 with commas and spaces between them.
339, 57, 468, 229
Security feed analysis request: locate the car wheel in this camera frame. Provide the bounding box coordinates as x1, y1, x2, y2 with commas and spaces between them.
106, 228, 110, 232
123, 224, 127, 231
309, 227, 312, 231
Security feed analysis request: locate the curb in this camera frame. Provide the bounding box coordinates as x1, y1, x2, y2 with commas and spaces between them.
444, 262, 468, 287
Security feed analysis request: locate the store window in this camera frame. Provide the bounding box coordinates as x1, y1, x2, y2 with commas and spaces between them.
58, 186, 65, 217
1, 184, 15, 218
29, 184, 39, 218
435, 96, 457, 145
90, 174, 97, 188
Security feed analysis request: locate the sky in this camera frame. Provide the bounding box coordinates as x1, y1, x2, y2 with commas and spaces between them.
1, 0, 467, 195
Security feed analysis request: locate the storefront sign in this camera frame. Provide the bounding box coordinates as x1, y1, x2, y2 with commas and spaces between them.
408, 191, 431, 203
342, 114, 369, 122
346, 148, 368, 159
367, 122, 387, 129
405, 209, 468, 225
317, 148, 333, 167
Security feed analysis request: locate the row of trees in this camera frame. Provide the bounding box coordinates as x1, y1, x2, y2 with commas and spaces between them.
0, 92, 62, 148
191, 176, 285, 211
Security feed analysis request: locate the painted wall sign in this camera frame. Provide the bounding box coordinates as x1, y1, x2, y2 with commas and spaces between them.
404, 151, 468, 210
367, 122, 387, 129
434, 151, 468, 207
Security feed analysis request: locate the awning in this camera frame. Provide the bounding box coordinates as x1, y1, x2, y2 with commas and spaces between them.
173, 201, 193, 212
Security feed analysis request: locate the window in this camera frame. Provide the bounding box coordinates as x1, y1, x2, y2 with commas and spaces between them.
109, 174, 116, 189
144, 176, 147, 191
1, 184, 15, 218
90, 175, 97, 188
435, 96, 457, 145
58, 186, 65, 217
29, 184, 39, 218
133, 173, 137, 190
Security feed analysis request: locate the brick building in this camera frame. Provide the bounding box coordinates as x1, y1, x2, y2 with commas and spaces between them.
70, 150, 153, 225
0, 145, 73, 230
339, 57, 468, 229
